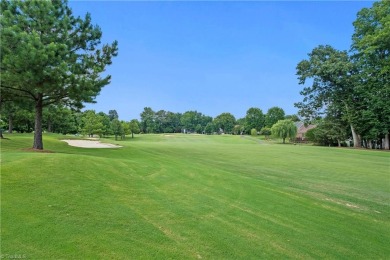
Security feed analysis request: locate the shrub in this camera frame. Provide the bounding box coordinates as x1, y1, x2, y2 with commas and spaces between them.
259, 127, 271, 139
251, 128, 257, 136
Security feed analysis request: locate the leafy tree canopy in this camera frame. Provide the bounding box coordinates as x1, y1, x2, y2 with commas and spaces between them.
265, 107, 285, 128
244, 107, 264, 133
271, 119, 297, 144
108, 110, 119, 121
214, 112, 236, 134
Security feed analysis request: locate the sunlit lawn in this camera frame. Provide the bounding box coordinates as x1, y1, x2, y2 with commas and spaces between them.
1, 133, 389, 259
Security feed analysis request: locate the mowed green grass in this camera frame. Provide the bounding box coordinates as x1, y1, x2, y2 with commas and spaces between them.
1, 133, 389, 259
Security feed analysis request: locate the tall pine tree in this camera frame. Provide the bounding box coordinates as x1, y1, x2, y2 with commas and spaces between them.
0, 0, 118, 149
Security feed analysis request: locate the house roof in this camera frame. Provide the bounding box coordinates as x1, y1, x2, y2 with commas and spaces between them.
294, 121, 304, 129
295, 122, 316, 134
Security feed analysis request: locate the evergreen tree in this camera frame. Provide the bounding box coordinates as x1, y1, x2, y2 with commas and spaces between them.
0, 0, 118, 149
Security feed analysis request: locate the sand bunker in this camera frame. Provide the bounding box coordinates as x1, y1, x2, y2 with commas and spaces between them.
62, 139, 122, 148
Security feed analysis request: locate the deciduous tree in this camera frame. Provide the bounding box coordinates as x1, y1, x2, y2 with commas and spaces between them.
121, 120, 130, 140
271, 119, 297, 144
82, 110, 103, 137
98, 112, 112, 137
181, 111, 201, 133
129, 119, 140, 138
284, 114, 300, 122
244, 107, 264, 133
351, 1, 390, 149
295, 45, 361, 147
111, 118, 123, 140
259, 127, 271, 139
214, 112, 236, 134
43, 105, 78, 134
204, 122, 216, 135
265, 107, 285, 127
140, 107, 156, 133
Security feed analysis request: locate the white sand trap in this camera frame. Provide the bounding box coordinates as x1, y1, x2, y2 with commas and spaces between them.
62, 139, 122, 148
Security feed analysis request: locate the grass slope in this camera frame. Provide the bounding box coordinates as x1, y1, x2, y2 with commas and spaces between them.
1, 134, 389, 259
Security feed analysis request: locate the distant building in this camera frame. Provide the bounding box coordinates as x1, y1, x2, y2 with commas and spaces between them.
294, 122, 316, 141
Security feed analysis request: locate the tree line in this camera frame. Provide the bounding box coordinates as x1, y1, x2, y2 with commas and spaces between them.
295, 1, 389, 150
1, 0, 387, 149
0, 104, 300, 140
138, 106, 298, 135
0, 106, 141, 140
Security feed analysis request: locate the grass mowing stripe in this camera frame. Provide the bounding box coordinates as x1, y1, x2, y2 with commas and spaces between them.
1, 133, 389, 258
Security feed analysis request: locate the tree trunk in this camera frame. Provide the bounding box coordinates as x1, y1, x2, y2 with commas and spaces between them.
282, 137, 286, 144
0, 129, 4, 139
131, 132, 134, 138
33, 94, 44, 150
350, 124, 361, 148
47, 120, 52, 133
337, 140, 341, 147
385, 133, 389, 150
8, 114, 13, 134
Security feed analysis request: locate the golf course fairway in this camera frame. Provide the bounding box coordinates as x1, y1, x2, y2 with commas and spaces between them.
1, 134, 389, 259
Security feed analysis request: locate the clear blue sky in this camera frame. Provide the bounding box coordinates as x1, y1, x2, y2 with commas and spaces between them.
69, 1, 373, 121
